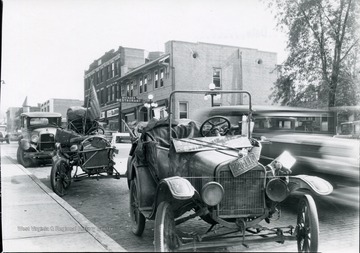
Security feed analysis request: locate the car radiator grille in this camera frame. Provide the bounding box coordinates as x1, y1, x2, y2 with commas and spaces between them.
39, 133, 55, 151
216, 167, 266, 218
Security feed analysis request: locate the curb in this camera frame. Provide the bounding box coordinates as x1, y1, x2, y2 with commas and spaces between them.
6, 155, 127, 252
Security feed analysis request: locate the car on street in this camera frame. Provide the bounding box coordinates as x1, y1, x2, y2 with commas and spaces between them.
334, 120, 360, 139
126, 90, 333, 252
0, 124, 10, 144
17, 112, 62, 167
192, 105, 360, 188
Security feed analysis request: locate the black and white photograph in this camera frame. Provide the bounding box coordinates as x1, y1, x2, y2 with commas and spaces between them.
1, 0, 359, 252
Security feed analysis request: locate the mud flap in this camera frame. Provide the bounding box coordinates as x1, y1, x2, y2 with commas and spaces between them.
288, 175, 333, 196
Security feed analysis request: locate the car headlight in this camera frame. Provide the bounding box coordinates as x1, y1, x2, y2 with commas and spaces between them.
31, 134, 39, 143
266, 178, 289, 202
201, 182, 224, 206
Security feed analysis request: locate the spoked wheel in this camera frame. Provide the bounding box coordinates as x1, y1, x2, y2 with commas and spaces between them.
296, 194, 319, 252
17, 146, 33, 167
50, 159, 72, 196
129, 180, 146, 236
154, 201, 179, 252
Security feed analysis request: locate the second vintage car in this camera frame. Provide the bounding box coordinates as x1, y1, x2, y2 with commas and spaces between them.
17, 112, 62, 167
126, 90, 333, 252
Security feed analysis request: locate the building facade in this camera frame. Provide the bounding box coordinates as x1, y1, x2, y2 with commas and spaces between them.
39, 98, 84, 121
84, 41, 278, 132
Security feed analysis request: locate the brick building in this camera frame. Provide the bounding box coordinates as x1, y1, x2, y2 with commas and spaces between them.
84, 41, 278, 132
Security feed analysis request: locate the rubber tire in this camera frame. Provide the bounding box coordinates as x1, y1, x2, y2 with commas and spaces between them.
154, 201, 178, 252
296, 194, 319, 252
17, 146, 33, 167
129, 180, 146, 236
50, 159, 72, 196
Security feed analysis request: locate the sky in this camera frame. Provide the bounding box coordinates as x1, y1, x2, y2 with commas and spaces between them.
0, 0, 288, 120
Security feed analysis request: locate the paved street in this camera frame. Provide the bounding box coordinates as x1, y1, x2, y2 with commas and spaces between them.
2, 142, 359, 252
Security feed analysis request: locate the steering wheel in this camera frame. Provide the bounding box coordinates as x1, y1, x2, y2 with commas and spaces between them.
200, 116, 231, 137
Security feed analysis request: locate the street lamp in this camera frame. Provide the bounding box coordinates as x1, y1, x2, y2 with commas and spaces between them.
144, 94, 158, 120
204, 83, 220, 107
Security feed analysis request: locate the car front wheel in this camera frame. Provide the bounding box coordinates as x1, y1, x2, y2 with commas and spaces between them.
129, 180, 146, 236
17, 146, 33, 167
296, 194, 319, 252
154, 201, 178, 252
50, 159, 72, 196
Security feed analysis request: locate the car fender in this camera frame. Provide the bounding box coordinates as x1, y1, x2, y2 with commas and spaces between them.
133, 165, 157, 211
157, 176, 195, 201
288, 175, 333, 196
19, 138, 32, 151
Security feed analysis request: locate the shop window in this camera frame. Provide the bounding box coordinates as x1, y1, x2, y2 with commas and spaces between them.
213, 68, 221, 88
179, 102, 188, 119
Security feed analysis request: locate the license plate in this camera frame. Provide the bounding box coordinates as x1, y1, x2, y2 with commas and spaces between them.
229, 153, 258, 177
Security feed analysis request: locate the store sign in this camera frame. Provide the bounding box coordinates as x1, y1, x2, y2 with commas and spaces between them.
107, 108, 119, 117
119, 96, 143, 103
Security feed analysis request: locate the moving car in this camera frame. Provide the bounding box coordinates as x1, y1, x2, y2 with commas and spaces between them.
193, 105, 359, 186
17, 112, 62, 167
126, 90, 333, 252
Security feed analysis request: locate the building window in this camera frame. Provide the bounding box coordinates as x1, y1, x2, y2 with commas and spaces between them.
111, 63, 115, 77
139, 78, 143, 94
117, 83, 121, 98
130, 81, 134, 96
102, 68, 105, 82
107, 65, 111, 79
97, 71, 101, 84
154, 71, 158, 89
126, 83, 130, 97
179, 102, 188, 119
107, 86, 111, 102
213, 68, 221, 88
101, 88, 105, 105
144, 75, 148, 92
115, 61, 119, 76
112, 85, 115, 101
160, 69, 164, 87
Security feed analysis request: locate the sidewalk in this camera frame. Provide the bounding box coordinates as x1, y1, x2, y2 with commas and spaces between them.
1, 155, 126, 252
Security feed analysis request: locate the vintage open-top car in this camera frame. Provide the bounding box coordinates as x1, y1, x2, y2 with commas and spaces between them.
50, 106, 120, 196
126, 90, 333, 252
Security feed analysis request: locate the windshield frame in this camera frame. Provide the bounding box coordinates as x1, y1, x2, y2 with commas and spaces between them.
168, 90, 252, 142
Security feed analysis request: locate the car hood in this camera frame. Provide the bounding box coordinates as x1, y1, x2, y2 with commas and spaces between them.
31, 127, 58, 136
186, 149, 240, 177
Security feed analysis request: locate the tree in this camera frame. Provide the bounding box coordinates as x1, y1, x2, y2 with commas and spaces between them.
266, 0, 360, 108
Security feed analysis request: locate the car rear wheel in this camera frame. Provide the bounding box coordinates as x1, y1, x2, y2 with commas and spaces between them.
129, 180, 146, 236
17, 146, 33, 167
154, 201, 178, 252
296, 194, 319, 252
50, 159, 72, 196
